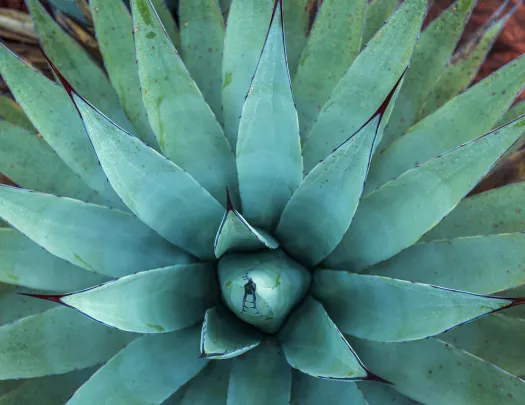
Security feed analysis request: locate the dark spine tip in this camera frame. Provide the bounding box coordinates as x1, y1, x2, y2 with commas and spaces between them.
18, 292, 66, 304
365, 370, 393, 385
198, 352, 207, 359
507, 297, 525, 308
374, 67, 408, 122
225, 187, 234, 212
39, 46, 75, 98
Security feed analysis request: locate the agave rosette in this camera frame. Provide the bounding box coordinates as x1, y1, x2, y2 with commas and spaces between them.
1, 0, 525, 404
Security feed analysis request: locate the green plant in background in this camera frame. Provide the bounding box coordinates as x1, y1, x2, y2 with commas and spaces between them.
1, 0, 525, 403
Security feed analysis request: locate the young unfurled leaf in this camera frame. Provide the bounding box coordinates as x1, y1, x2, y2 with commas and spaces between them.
214, 193, 279, 258
302, 0, 427, 171
50, 264, 218, 334
70, 92, 224, 261
326, 115, 525, 271
179, 0, 225, 122
227, 343, 291, 405
236, 0, 303, 230
279, 296, 373, 380
292, 0, 367, 135
0, 307, 133, 379
0, 186, 191, 278
200, 306, 261, 359
65, 327, 207, 405
222, 0, 273, 147
131, 0, 237, 206
313, 271, 523, 342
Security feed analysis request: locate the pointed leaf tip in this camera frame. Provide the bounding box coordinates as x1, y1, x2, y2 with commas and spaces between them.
18, 292, 66, 304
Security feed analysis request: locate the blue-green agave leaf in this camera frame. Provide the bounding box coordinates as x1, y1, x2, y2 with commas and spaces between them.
131, 0, 237, 206
89, 0, 159, 149
313, 271, 523, 342
47, 0, 88, 23
367, 233, 525, 294
496, 100, 525, 128
501, 285, 525, 319
357, 381, 418, 405
179, 362, 231, 405
440, 313, 525, 378
151, 0, 181, 50
179, 0, 225, 122
214, 192, 279, 258
43, 263, 217, 334
0, 186, 191, 278
25, 0, 133, 132
0, 122, 107, 205
326, 115, 525, 271
0, 379, 24, 398
66, 327, 207, 405
368, 55, 525, 191
200, 306, 261, 359
349, 337, 525, 405
227, 343, 291, 405
0, 369, 95, 405
276, 82, 402, 266
292, 0, 367, 135
237, 0, 303, 230
0, 45, 123, 208
0, 228, 108, 291
382, 0, 477, 148
0, 284, 55, 326
301, 0, 427, 171
0, 307, 133, 379
291, 371, 368, 405
422, 181, 525, 241
218, 250, 311, 334
222, 0, 273, 147
69, 90, 224, 260
0, 95, 35, 131
419, 0, 516, 120
279, 296, 376, 381
361, 0, 400, 47
282, 0, 309, 75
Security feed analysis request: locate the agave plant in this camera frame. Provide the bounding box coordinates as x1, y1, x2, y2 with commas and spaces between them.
1, 0, 525, 403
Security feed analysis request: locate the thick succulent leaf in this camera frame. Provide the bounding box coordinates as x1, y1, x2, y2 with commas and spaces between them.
227, 343, 291, 405
291, 371, 367, 405
419, 2, 515, 120
131, 0, 237, 206
313, 270, 522, 342
349, 337, 525, 405
276, 114, 378, 267
301, 0, 426, 171
179, 0, 225, 121
162, 388, 188, 405
382, 0, 477, 147
0, 186, 191, 278
179, 361, 231, 405
0, 45, 123, 207
25, 0, 132, 132
66, 327, 208, 405
71, 93, 224, 260
237, 0, 303, 230
282, 0, 309, 75
0, 307, 133, 379
0, 95, 35, 131
200, 306, 261, 359
214, 194, 278, 258
496, 101, 525, 128
440, 313, 525, 378
0, 369, 95, 405
279, 296, 371, 380
326, 115, 525, 271
0, 122, 107, 205
0, 284, 55, 326
0, 379, 24, 398
367, 233, 525, 294
89, 0, 159, 148
57, 263, 217, 333
47, 0, 88, 22
358, 382, 418, 405
423, 181, 525, 241
367, 55, 525, 191
361, 0, 400, 47
222, 0, 273, 147
0, 228, 108, 291
218, 250, 311, 334
292, 0, 367, 135
151, 0, 181, 50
